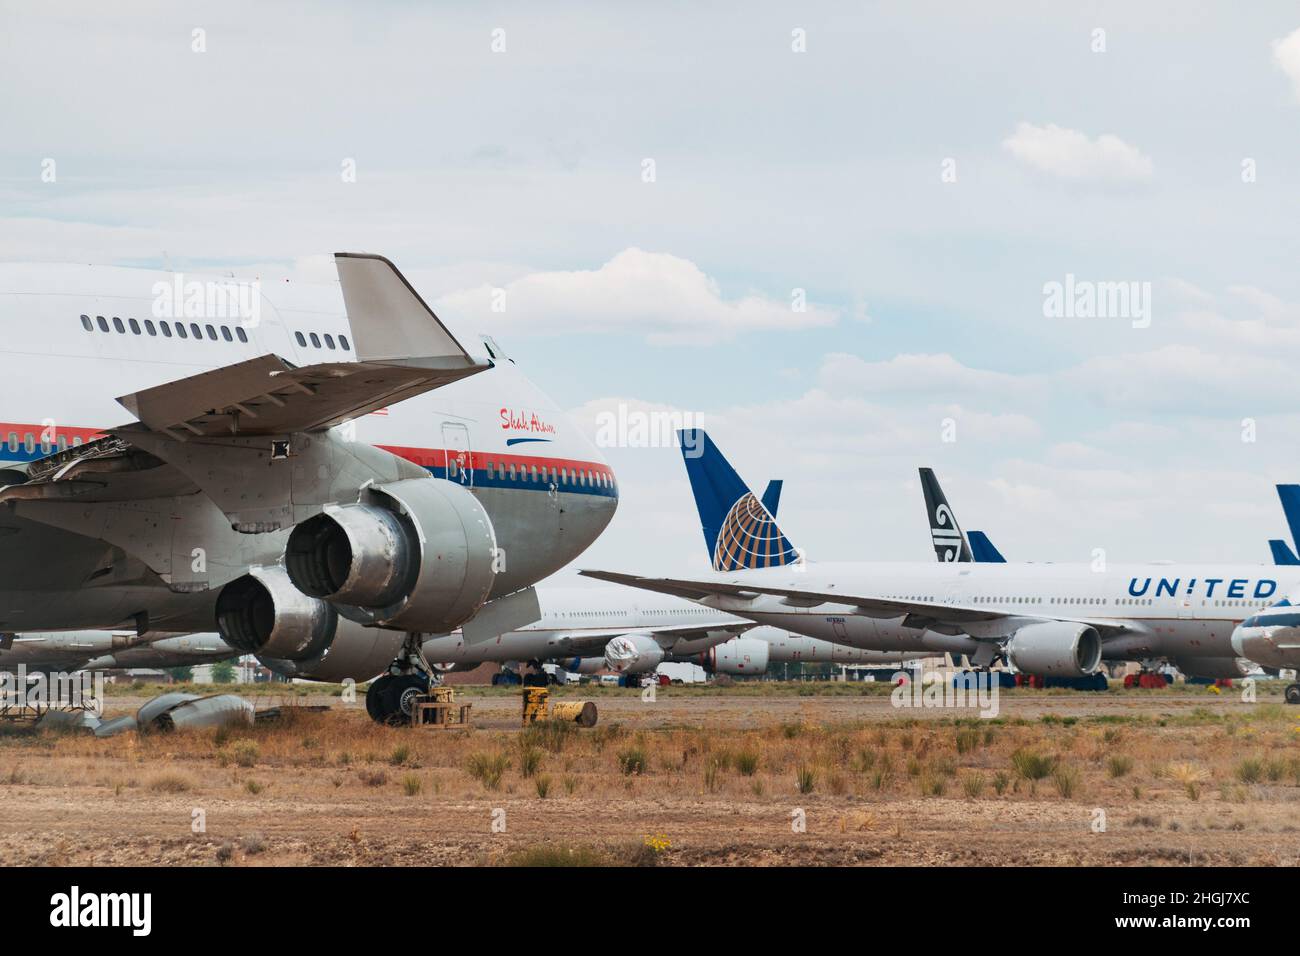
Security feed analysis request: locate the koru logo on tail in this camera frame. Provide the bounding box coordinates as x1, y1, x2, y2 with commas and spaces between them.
931, 504, 963, 561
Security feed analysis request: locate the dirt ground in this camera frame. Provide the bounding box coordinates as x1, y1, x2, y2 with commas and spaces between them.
1, 684, 1298, 866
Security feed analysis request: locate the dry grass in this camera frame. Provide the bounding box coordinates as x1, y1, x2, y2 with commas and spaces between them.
1, 692, 1298, 865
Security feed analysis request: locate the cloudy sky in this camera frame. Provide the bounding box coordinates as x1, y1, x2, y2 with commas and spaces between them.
5, 2, 1300, 579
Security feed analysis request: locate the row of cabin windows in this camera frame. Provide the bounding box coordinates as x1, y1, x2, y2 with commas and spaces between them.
474, 459, 614, 490
7, 432, 84, 455
293, 331, 351, 352
969, 596, 1267, 609
81, 313, 249, 344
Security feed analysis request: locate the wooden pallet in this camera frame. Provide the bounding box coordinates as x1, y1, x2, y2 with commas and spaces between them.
410, 695, 472, 729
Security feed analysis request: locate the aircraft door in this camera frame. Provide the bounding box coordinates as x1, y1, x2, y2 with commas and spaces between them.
442, 422, 473, 486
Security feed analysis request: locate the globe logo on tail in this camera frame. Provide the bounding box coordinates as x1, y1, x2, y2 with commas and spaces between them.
713, 493, 799, 571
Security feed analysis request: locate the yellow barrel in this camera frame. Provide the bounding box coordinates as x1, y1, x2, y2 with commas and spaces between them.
550, 700, 598, 728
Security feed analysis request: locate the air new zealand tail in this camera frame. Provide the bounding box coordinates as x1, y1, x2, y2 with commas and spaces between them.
918, 467, 972, 562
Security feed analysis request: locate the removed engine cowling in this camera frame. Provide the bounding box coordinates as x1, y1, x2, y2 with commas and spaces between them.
285, 477, 497, 634
215, 565, 407, 682
604, 634, 664, 674
1006, 621, 1101, 677
701, 637, 770, 675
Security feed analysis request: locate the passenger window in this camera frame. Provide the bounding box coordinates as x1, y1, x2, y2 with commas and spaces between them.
112, 316, 125, 333
176, 323, 188, 339
310, 333, 321, 348
144, 320, 157, 336
205, 324, 217, 340
129, 318, 141, 334
324, 334, 336, 350
7, 433, 16, 452
339, 335, 351, 351
80, 315, 92, 331
97, 315, 109, 332
161, 321, 173, 338
236, 327, 248, 343
295, 332, 306, 347
188, 323, 201, 340
221, 326, 233, 342
23, 434, 34, 453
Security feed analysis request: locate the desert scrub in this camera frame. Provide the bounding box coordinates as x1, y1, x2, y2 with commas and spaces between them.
1106, 754, 1134, 778
1051, 764, 1080, 798
795, 764, 816, 794
734, 748, 760, 776
466, 752, 510, 790
517, 745, 543, 778
617, 747, 647, 776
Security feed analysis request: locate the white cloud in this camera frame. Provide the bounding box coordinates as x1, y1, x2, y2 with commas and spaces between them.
1002, 122, 1154, 183
432, 248, 838, 345
1273, 27, 1300, 100
817, 352, 1037, 400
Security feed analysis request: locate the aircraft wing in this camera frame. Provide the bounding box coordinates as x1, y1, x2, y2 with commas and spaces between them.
579, 569, 1134, 639
547, 621, 755, 656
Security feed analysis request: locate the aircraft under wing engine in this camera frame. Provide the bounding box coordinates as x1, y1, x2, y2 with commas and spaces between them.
578, 569, 1134, 639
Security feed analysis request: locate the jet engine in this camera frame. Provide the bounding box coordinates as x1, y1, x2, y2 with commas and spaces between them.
1232, 607, 1300, 671
215, 565, 407, 682
700, 637, 770, 675
603, 634, 665, 674
285, 477, 497, 634
1006, 621, 1101, 677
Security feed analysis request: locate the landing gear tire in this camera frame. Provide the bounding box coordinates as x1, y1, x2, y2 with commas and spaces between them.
365, 673, 430, 724
389, 674, 430, 724
1285, 683, 1300, 705
366, 676, 393, 722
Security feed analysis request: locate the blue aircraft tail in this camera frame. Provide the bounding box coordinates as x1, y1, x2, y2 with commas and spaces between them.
679, 429, 800, 571
1269, 539, 1299, 566
967, 530, 1006, 563
1276, 485, 1300, 565
761, 480, 783, 518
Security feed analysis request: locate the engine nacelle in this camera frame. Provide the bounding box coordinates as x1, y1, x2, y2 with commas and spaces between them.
1006, 621, 1101, 677
701, 638, 770, 675
285, 477, 497, 634
261, 616, 408, 683
216, 565, 337, 661
216, 566, 407, 682
559, 657, 607, 675
604, 634, 664, 674
1232, 608, 1300, 671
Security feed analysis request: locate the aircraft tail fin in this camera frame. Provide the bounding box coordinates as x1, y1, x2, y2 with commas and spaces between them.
760, 479, 783, 518
918, 467, 971, 562
679, 429, 800, 572
967, 530, 1006, 563
1269, 539, 1299, 566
